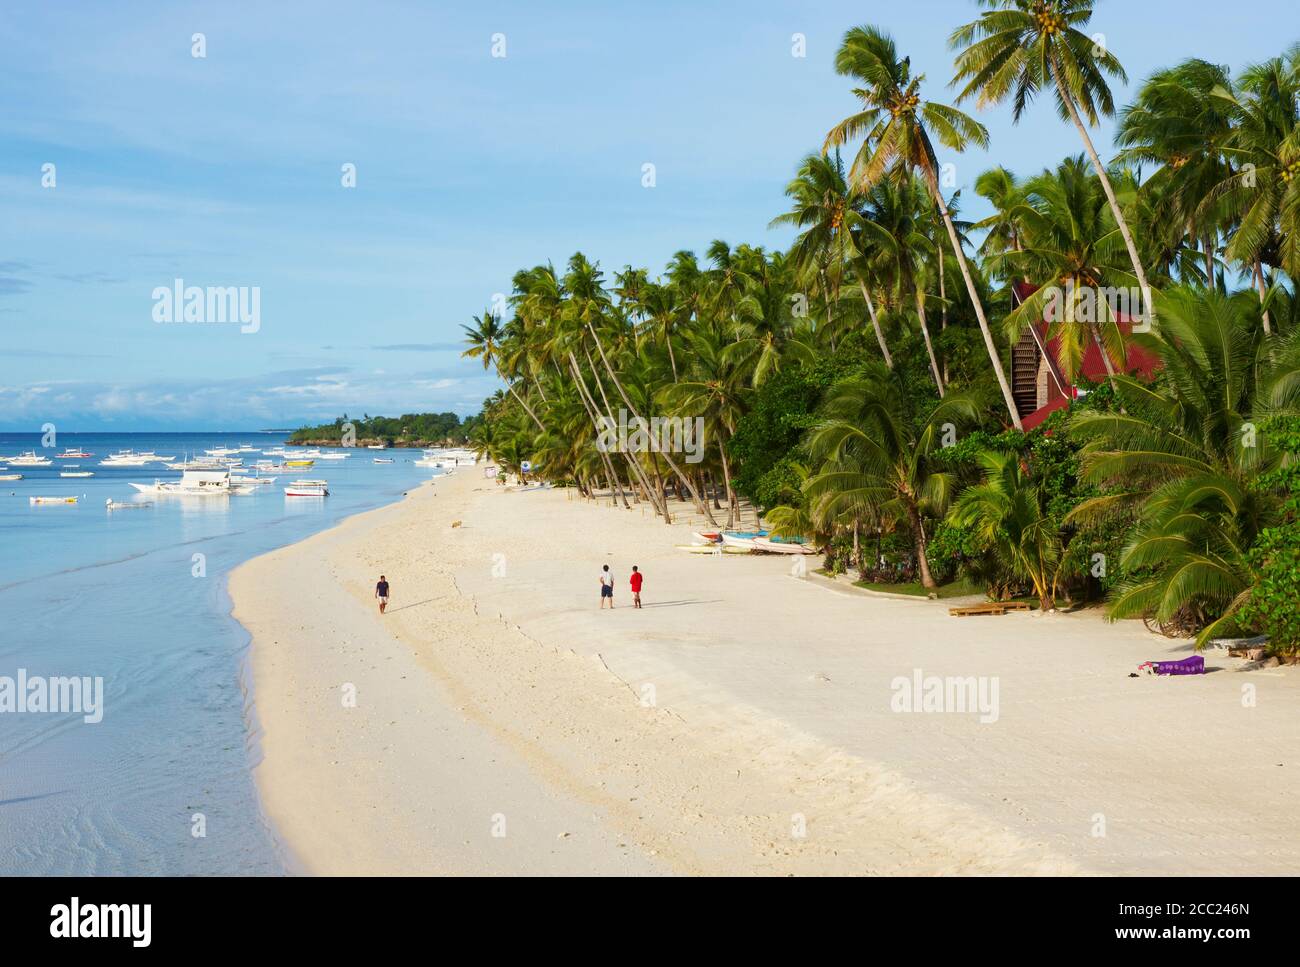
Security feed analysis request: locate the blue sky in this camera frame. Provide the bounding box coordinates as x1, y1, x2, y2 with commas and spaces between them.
1, 0, 1293, 430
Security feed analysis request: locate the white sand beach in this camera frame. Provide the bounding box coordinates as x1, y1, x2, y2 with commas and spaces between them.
230, 468, 1300, 876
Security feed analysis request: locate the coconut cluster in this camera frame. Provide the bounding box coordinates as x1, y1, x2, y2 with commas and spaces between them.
1033, 3, 1067, 36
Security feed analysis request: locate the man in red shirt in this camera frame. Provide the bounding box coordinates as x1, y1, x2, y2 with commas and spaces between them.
630, 566, 643, 609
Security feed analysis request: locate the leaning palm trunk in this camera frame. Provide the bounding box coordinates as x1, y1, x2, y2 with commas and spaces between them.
1051, 54, 1156, 332
665, 330, 678, 381
938, 255, 949, 384
507, 382, 546, 432
856, 278, 893, 368
914, 289, 945, 396
924, 167, 1023, 429
583, 321, 718, 525
1089, 324, 1120, 393
909, 508, 937, 589
582, 347, 670, 520
567, 353, 628, 508
717, 438, 738, 530
1253, 260, 1273, 335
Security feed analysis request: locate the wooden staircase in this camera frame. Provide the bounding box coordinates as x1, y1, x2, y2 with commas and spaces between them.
1011, 329, 1040, 419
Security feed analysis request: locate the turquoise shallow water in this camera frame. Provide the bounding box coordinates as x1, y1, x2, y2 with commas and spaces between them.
0, 432, 438, 874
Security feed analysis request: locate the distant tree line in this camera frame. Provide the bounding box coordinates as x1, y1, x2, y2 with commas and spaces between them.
288, 411, 481, 446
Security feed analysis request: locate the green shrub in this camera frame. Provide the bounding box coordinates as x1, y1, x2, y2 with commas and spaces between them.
1239, 523, 1300, 655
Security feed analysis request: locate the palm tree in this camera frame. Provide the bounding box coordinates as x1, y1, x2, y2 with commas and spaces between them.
950, 450, 1063, 609
769, 152, 895, 366
857, 175, 946, 394
803, 364, 979, 588
973, 166, 1031, 259
660, 327, 751, 528
825, 24, 1023, 428
563, 253, 717, 522
1204, 49, 1300, 332
950, 0, 1157, 330
1000, 155, 1134, 384
1115, 58, 1237, 288
1067, 286, 1300, 642
461, 309, 546, 432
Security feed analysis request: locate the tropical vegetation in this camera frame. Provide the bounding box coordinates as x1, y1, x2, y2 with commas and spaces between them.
288, 412, 477, 447
463, 7, 1300, 655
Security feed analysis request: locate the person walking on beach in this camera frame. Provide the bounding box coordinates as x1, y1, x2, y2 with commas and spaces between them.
375, 574, 390, 614
599, 564, 614, 609
630, 565, 643, 609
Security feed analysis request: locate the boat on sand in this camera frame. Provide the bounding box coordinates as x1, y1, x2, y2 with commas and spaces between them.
751, 536, 816, 555
719, 530, 769, 549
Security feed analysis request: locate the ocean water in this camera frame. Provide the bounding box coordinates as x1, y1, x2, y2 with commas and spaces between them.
0, 432, 442, 874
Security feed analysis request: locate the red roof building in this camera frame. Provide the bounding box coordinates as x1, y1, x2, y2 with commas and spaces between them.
1010, 281, 1162, 431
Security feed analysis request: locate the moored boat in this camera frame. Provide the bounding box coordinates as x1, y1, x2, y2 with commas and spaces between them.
9, 451, 52, 467
30, 496, 78, 505
127, 470, 254, 496
284, 479, 329, 497
106, 498, 152, 510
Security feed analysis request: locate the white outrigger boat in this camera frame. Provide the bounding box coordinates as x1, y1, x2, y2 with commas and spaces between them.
0, 473, 22, 481
101, 450, 172, 466
106, 498, 152, 511
30, 495, 78, 505
719, 530, 769, 549
57, 447, 94, 459
9, 451, 52, 467
164, 457, 228, 470
230, 473, 276, 486
284, 479, 329, 497
128, 469, 255, 496
751, 535, 816, 555
60, 471, 95, 478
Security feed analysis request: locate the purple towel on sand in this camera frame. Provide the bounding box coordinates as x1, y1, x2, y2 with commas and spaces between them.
1153, 655, 1205, 675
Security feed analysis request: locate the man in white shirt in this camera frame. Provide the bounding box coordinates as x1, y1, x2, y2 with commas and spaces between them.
599, 564, 614, 609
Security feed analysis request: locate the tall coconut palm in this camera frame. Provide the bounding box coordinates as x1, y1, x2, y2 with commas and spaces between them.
461, 309, 546, 432
769, 152, 895, 366
1115, 58, 1237, 288
1000, 156, 1134, 384
825, 24, 1023, 428
972, 166, 1032, 260
1204, 49, 1300, 333
857, 175, 946, 394
563, 253, 717, 522
660, 327, 751, 527
950, 0, 1157, 330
